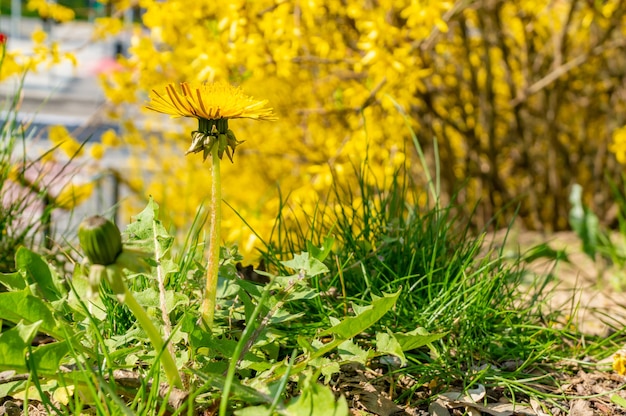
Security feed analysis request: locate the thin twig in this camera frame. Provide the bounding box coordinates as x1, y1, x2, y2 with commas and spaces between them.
511, 39, 626, 107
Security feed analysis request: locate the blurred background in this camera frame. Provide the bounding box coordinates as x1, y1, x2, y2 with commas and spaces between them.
1, 0, 626, 262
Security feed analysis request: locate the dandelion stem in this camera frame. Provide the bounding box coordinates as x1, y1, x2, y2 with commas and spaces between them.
201, 144, 221, 327
121, 285, 183, 388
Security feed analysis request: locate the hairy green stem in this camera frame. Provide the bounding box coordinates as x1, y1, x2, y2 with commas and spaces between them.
121, 286, 183, 388
153, 217, 174, 357
201, 144, 222, 327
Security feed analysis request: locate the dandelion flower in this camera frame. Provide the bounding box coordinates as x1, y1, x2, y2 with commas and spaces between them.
614, 350, 626, 375
147, 82, 276, 121
146, 81, 276, 327
146, 82, 276, 162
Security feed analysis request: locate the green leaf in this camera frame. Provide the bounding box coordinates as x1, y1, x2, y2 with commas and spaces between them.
273, 281, 317, 302
611, 394, 626, 408
236, 373, 349, 416
0, 271, 27, 291
522, 243, 570, 263
297, 336, 315, 354
193, 372, 269, 405
286, 374, 348, 416
281, 252, 329, 277
269, 309, 305, 324
569, 184, 602, 259
67, 267, 105, 321
394, 327, 447, 351
337, 339, 370, 364
0, 321, 41, 372
234, 278, 264, 298
309, 357, 341, 383
0, 380, 26, 400
235, 405, 272, 416
0, 290, 66, 340
318, 289, 401, 339
306, 237, 335, 262
376, 331, 406, 366
126, 198, 174, 255
15, 247, 61, 301
235, 285, 266, 327
133, 288, 189, 314
28, 340, 70, 374
159, 258, 179, 277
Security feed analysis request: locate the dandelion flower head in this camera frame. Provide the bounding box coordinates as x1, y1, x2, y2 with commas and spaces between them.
146, 82, 277, 122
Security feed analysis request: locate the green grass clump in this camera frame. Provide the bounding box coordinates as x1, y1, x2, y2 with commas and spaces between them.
251, 127, 607, 406
261, 163, 558, 352
0, 77, 57, 273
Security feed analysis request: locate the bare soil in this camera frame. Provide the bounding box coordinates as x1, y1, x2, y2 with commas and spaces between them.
491, 229, 626, 336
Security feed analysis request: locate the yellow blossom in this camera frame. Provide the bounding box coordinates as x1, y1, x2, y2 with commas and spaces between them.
55, 182, 94, 210
610, 126, 626, 165
146, 82, 277, 121
63, 52, 78, 67
147, 82, 276, 162
27, 0, 75, 22
90, 143, 104, 160
614, 351, 626, 375
92, 17, 124, 40
32, 28, 47, 44
95, 0, 626, 254
101, 129, 121, 147
48, 125, 84, 158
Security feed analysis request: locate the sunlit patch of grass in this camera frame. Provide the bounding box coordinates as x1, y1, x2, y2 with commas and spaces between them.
250, 114, 619, 407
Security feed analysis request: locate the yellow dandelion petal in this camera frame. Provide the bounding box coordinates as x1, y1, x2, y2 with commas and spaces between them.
150, 91, 175, 115
194, 88, 211, 119
181, 83, 201, 116
166, 84, 193, 116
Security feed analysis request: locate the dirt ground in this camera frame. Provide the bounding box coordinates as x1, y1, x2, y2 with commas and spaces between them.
490, 229, 626, 337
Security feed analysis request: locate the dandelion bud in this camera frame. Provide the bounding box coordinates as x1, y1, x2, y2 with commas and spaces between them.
78, 216, 122, 266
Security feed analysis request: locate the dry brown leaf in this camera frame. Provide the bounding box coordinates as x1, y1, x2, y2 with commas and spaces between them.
436, 383, 540, 415
439, 384, 486, 404
569, 399, 594, 416
357, 382, 402, 416
428, 401, 451, 416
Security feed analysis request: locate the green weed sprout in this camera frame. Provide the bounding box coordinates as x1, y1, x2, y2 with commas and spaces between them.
146, 82, 276, 327
78, 215, 183, 388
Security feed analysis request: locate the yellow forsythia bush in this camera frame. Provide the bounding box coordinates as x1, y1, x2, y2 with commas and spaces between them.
92, 0, 626, 255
